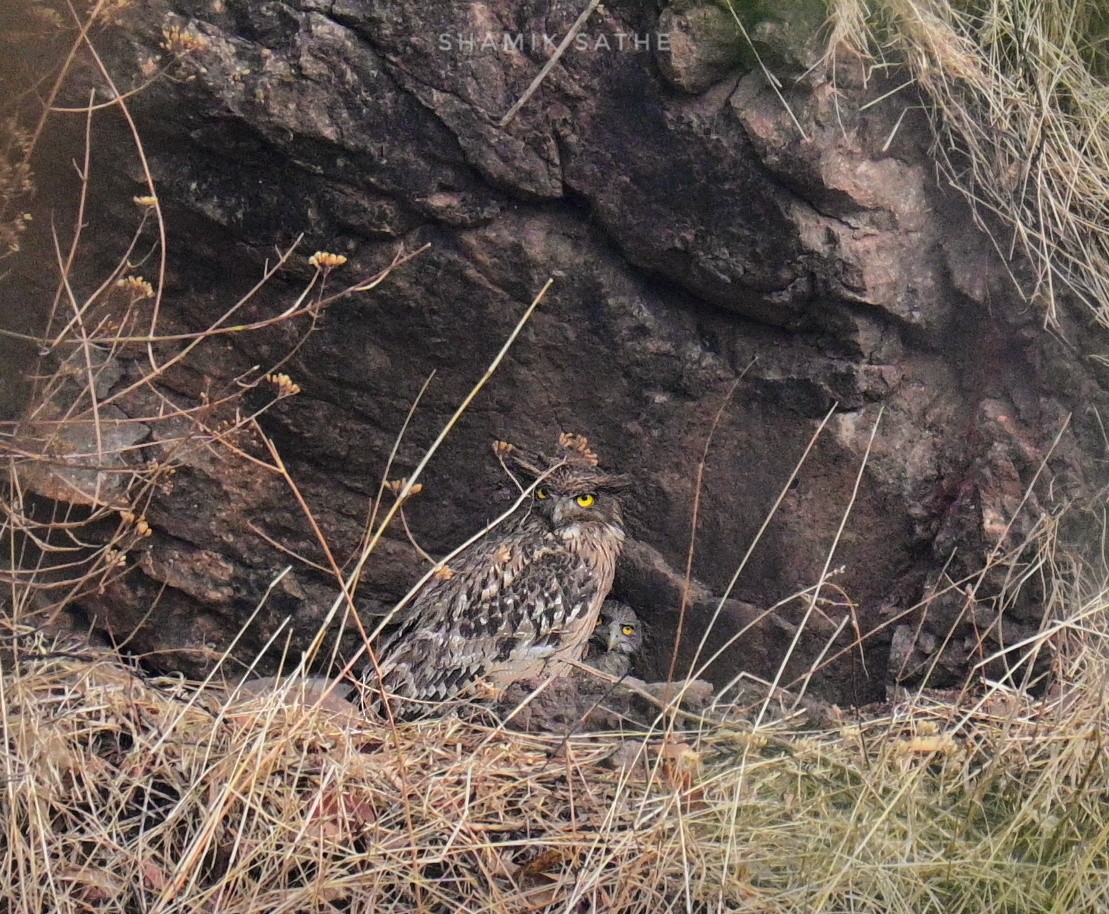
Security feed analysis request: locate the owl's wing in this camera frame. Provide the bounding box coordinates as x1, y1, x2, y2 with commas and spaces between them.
373, 531, 603, 703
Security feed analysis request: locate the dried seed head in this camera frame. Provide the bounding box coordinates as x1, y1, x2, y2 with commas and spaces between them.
116, 276, 154, 298
161, 25, 208, 55
309, 251, 348, 270
558, 432, 599, 466
384, 479, 423, 500
265, 372, 301, 397
133, 195, 158, 207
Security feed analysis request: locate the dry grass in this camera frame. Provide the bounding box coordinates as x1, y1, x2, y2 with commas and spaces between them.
3, 4, 1109, 911
3, 547, 1109, 913
826, 0, 1109, 333
3, 301, 1108, 913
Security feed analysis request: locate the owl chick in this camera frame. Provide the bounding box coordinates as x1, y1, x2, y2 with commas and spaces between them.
364, 441, 630, 716
585, 600, 643, 678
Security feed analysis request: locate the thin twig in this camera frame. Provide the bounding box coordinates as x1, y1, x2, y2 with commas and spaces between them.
499, 0, 602, 127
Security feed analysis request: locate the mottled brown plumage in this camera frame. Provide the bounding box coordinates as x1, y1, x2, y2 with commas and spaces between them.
584, 600, 644, 678
365, 441, 629, 715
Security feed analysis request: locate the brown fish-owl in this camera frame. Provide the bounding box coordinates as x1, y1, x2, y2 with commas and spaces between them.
585, 599, 644, 678
364, 440, 629, 715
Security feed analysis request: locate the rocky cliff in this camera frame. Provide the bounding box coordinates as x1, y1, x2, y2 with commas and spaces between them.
5, 0, 1107, 704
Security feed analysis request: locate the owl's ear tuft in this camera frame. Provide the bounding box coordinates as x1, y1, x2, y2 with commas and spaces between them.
594, 472, 633, 492
504, 447, 547, 480
497, 436, 627, 489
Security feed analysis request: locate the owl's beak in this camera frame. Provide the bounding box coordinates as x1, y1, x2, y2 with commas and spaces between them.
606, 625, 621, 653
550, 499, 569, 528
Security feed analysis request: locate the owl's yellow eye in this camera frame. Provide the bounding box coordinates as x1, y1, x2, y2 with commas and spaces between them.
621, 624, 635, 636
535, 487, 550, 500
575, 493, 596, 508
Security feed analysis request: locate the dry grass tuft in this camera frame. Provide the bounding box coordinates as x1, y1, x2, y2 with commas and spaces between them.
3, 563, 1109, 913
827, 0, 1109, 332
0, 622, 726, 913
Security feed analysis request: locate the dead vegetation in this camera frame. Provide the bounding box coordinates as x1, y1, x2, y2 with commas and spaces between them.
2, 3, 1109, 912
3, 550, 1109, 913
826, 0, 1109, 332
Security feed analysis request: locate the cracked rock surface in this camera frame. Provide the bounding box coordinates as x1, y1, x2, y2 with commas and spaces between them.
11, 0, 1109, 703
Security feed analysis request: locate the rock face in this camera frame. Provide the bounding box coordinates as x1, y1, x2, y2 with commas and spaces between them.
8, 0, 1109, 703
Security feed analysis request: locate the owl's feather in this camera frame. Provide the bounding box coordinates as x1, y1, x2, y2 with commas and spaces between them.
364, 456, 627, 714
584, 600, 643, 678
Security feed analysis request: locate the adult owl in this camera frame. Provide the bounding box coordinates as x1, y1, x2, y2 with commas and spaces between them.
364, 437, 629, 715
585, 600, 643, 678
